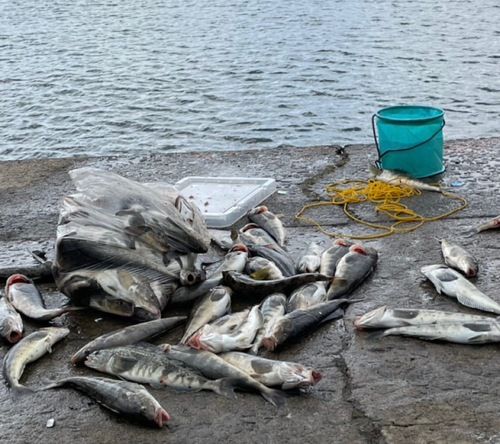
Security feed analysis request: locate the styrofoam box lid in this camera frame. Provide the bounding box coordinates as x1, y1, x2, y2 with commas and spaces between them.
175, 176, 276, 228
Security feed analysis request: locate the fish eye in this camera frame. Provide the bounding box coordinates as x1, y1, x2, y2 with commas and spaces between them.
140, 406, 148, 413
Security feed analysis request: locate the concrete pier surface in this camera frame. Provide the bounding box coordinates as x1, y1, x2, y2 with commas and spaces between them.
1, 137, 500, 444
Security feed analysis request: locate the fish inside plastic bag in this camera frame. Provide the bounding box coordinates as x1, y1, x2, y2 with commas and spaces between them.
53, 167, 211, 321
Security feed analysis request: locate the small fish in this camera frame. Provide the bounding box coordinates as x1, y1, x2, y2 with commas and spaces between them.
3, 327, 70, 394
353, 306, 493, 329
245, 257, 284, 280
159, 344, 289, 408
441, 239, 479, 277
0, 293, 23, 344
368, 319, 500, 344
180, 286, 232, 344
196, 310, 250, 336
296, 241, 324, 274
250, 293, 287, 355
247, 243, 296, 277
223, 271, 332, 300
286, 283, 327, 313
219, 352, 322, 390
421, 264, 500, 315
462, 216, 500, 238
188, 306, 263, 353
70, 316, 187, 365
262, 299, 354, 351
85, 343, 239, 399
37, 376, 170, 428
247, 206, 287, 247
326, 244, 378, 300
6, 274, 84, 321
368, 164, 443, 193
319, 239, 353, 278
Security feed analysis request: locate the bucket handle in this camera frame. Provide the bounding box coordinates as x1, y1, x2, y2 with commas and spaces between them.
371, 114, 446, 169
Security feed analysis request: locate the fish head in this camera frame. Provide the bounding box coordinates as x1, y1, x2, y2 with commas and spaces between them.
0, 317, 23, 344
153, 406, 170, 427
179, 268, 203, 286
279, 363, 323, 389
229, 243, 249, 253
420, 264, 448, 278
457, 257, 478, 277
186, 333, 204, 350
70, 348, 91, 365
247, 206, 267, 217
84, 349, 112, 370
353, 306, 388, 329
5, 274, 32, 295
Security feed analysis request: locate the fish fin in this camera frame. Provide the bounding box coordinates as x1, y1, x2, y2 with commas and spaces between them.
366, 330, 389, 341
261, 387, 293, 409
320, 308, 345, 324
214, 378, 241, 400
11, 385, 35, 398
250, 268, 271, 280
467, 334, 491, 344
111, 356, 139, 373
150, 383, 165, 390
368, 163, 380, 177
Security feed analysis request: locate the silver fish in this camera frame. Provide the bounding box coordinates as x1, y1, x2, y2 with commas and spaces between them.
3, 327, 69, 394
187, 305, 263, 353
37, 376, 170, 427
85, 343, 239, 399
247, 206, 287, 247
441, 239, 479, 277
247, 243, 296, 277
326, 244, 378, 300
180, 286, 232, 344
196, 310, 250, 336
462, 215, 500, 238
368, 163, 443, 193
250, 293, 287, 355
0, 293, 23, 344
421, 264, 500, 315
219, 352, 322, 390
159, 344, 289, 408
296, 241, 324, 274
353, 306, 493, 329
5, 274, 83, 322
245, 257, 284, 280
319, 239, 353, 278
70, 316, 187, 365
286, 283, 327, 313
368, 319, 500, 344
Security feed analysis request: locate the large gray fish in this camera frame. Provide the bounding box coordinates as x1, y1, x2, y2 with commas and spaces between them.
296, 241, 324, 274
421, 264, 500, 315
70, 316, 187, 365
5, 274, 83, 322
250, 293, 287, 355
3, 327, 69, 394
37, 376, 170, 428
440, 239, 479, 277
85, 344, 238, 399
180, 286, 232, 344
368, 164, 443, 193
219, 352, 322, 390
158, 344, 289, 408
247, 243, 296, 277
319, 239, 353, 278
170, 244, 248, 306
247, 206, 287, 247
368, 319, 500, 344
222, 270, 332, 300
462, 215, 500, 238
187, 305, 263, 353
245, 257, 284, 281
353, 306, 493, 330
262, 299, 353, 351
286, 283, 327, 313
0, 292, 23, 344
326, 244, 378, 300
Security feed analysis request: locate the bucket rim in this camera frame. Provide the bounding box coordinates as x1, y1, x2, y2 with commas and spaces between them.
375, 105, 444, 122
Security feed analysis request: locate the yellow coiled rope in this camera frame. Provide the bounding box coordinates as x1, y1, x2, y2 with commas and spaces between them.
295, 178, 468, 240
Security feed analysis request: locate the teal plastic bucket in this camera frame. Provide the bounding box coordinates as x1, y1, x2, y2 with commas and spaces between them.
372, 105, 445, 178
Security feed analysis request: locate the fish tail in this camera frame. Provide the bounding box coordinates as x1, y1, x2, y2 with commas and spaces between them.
11, 385, 35, 398
368, 163, 380, 176
461, 228, 478, 238
214, 378, 243, 400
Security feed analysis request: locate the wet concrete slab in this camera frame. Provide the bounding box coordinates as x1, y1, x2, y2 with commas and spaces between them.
1, 138, 500, 443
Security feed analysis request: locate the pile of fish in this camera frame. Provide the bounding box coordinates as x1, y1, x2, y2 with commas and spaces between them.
0, 169, 380, 428
354, 238, 500, 344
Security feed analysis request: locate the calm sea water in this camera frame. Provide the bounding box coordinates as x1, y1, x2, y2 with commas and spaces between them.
1, 0, 499, 160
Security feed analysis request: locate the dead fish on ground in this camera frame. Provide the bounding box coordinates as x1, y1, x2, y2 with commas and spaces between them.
250, 293, 287, 355
462, 215, 500, 238
353, 306, 493, 329
441, 239, 478, 277
37, 376, 170, 428
3, 327, 69, 395
262, 298, 356, 351
286, 283, 327, 313
159, 344, 290, 408
247, 206, 287, 247
247, 243, 296, 277
421, 264, 500, 315
368, 164, 443, 193
85, 343, 240, 399
296, 241, 324, 274
195, 310, 250, 336
326, 244, 378, 300
245, 257, 284, 280
70, 316, 187, 365
319, 239, 353, 278
0, 292, 23, 344
180, 286, 232, 344
368, 319, 500, 344
219, 352, 322, 390
6, 274, 84, 321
